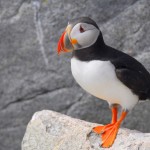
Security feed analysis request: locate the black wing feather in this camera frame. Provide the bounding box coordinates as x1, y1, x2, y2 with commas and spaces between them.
111, 56, 150, 100
116, 68, 149, 99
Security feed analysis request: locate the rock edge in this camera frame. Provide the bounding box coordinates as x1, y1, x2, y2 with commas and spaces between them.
22, 110, 150, 150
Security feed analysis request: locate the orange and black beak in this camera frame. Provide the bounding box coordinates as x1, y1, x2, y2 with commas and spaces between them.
57, 25, 77, 55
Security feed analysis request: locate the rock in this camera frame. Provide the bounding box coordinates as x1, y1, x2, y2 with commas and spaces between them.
0, 0, 150, 150
22, 110, 150, 150
101, 0, 150, 56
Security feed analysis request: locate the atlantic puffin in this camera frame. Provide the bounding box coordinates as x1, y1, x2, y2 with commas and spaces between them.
57, 17, 150, 148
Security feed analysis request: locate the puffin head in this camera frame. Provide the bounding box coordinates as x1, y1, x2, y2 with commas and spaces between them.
57, 17, 100, 54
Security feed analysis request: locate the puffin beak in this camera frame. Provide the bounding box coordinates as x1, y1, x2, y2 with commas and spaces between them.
57, 25, 76, 55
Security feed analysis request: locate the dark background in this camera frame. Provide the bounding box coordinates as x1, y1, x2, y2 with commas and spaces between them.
0, 0, 150, 150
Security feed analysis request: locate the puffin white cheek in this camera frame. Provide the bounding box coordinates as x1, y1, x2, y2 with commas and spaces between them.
77, 29, 99, 48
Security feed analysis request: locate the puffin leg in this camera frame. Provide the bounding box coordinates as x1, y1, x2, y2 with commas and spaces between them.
92, 105, 118, 134
111, 105, 118, 124
101, 111, 128, 148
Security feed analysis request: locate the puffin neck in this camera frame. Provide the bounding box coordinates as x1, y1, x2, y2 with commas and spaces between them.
72, 35, 107, 61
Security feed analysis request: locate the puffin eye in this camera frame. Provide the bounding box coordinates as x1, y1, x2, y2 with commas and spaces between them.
79, 25, 85, 33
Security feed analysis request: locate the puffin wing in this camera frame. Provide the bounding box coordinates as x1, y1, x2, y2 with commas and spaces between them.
111, 57, 150, 100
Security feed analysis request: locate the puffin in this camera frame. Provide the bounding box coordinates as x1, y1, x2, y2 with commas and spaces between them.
57, 17, 150, 148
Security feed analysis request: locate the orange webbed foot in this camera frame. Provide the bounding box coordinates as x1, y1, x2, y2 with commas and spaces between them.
92, 123, 119, 147
101, 122, 120, 148
93, 110, 127, 148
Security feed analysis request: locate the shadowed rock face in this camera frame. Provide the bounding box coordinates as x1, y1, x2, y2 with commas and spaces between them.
0, 0, 150, 150
22, 110, 150, 150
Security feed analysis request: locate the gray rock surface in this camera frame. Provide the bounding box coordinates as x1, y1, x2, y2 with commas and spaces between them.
22, 110, 150, 150
0, 0, 150, 150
